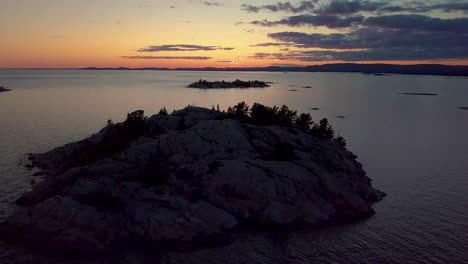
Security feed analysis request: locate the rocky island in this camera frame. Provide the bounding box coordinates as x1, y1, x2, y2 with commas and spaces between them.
0, 103, 385, 255
0, 86, 11, 92
188, 79, 270, 89
400, 92, 438, 96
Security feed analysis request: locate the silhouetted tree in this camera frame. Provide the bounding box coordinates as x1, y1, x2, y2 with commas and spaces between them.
125, 110, 145, 124
250, 103, 278, 126
311, 118, 335, 140
295, 113, 313, 131
276, 105, 297, 127
124, 110, 146, 140
334, 136, 347, 147
159, 107, 168, 115
106, 119, 114, 128
322, 119, 335, 140
226, 101, 250, 122
233, 101, 249, 116
220, 102, 347, 145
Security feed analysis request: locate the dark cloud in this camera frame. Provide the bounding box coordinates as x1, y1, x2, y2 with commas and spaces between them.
266, 26, 468, 60
430, 2, 468, 12
250, 42, 300, 47
408, 2, 468, 13
269, 27, 468, 50
215, 60, 233, 63
364, 15, 468, 32
248, 47, 468, 61
251, 14, 364, 28
123, 56, 212, 60
269, 31, 358, 49
315, 0, 380, 14
241, 0, 468, 15
243, 1, 468, 62
241, 0, 406, 15
250, 12, 468, 32
202, 1, 223, 7
241, 1, 317, 13
248, 52, 288, 59
301, 47, 468, 61
241, 4, 260, 13
138, 44, 234, 52
378, 5, 405, 12
252, 47, 468, 62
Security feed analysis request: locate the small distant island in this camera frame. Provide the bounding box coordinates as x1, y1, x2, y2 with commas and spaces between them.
400, 92, 438, 96
459, 107, 468, 110
371, 73, 390, 76
0, 86, 11, 92
188, 79, 270, 89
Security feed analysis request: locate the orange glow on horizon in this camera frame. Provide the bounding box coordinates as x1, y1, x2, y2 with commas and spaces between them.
1, 1, 467, 68
2, 59, 468, 69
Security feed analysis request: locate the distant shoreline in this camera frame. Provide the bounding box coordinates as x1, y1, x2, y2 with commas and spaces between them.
76, 63, 468, 77
1, 63, 468, 77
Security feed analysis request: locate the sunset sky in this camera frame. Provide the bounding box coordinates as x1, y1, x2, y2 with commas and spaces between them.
1, 0, 468, 68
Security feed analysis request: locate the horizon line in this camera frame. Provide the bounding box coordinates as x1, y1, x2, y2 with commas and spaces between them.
2, 62, 468, 70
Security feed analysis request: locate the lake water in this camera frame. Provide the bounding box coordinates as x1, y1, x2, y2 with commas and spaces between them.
0, 70, 467, 263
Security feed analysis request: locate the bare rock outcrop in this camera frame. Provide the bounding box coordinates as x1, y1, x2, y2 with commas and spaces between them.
1, 107, 384, 254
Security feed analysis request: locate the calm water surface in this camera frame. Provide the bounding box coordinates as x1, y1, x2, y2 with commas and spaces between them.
0, 70, 467, 263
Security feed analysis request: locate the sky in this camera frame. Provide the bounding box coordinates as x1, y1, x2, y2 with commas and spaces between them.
1, 0, 468, 68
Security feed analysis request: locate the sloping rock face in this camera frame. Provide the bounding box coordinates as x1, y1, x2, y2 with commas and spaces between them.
1, 107, 384, 254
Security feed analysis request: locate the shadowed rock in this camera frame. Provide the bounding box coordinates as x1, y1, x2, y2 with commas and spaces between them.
0, 86, 11, 92
0, 106, 385, 255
